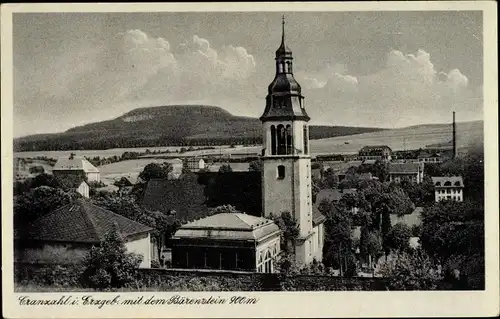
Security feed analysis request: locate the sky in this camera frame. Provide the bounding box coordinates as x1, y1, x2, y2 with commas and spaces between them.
13, 11, 483, 137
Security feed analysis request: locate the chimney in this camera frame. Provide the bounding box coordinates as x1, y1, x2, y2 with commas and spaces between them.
452, 112, 457, 159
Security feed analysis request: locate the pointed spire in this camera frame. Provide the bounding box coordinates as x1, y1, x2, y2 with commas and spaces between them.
276, 14, 292, 56
281, 14, 285, 45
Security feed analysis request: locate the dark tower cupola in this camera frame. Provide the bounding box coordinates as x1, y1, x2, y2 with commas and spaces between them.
260, 16, 310, 122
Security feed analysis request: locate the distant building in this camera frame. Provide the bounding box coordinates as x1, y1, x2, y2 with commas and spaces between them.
417, 151, 445, 163
59, 177, 90, 198
431, 176, 464, 202
388, 162, 425, 184
15, 199, 154, 268
358, 145, 392, 161
53, 155, 100, 182
315, 188, 359, 214
321, 160, 363, 181
185, 158, 205, 172
171, 213, 281, 272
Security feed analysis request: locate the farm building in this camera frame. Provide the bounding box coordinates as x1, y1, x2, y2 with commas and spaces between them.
388, 162, 425, 184
53, 155, 100, 182
15, 199, 154, 268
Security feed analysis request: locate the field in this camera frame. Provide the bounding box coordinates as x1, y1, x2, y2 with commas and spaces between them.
14, 121, 483, 161
98, 159, 183, 185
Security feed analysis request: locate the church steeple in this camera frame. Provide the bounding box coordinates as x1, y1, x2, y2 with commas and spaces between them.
260, 16, 309, 122
276, 15, 292, 57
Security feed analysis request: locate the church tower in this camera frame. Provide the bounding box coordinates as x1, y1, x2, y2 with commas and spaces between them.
260, 17, 323, 266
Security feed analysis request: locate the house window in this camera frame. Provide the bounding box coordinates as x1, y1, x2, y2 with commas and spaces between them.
277, 165, 285, 179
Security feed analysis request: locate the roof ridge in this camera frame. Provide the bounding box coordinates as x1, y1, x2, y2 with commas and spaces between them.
85, 200, 154, 234
78, 200, 102, 241
234, 213, 256, 228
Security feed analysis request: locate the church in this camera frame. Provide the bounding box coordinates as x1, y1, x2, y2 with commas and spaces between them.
170, 18, 326, 270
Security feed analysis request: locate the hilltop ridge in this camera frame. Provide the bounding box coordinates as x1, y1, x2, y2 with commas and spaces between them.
14, 105, 385, 152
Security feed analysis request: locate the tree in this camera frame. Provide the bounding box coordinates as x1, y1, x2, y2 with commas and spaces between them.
272, 212, 300, 255
14, 186, 77, 229
378, 249, 442, 290
29, 165, 45, 174
384, 223, 412, 253
419, 200, 484, 289
359, 229, 383, 269
248, 160, 263, 172
209, 204, 240, 215
138, 162, 173, 182
80, 224, 143, 290
29, 173, 61, 189
218, 164, 233, 173
321, 200, 355, 275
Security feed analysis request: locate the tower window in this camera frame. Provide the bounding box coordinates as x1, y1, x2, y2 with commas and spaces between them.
277, 124, 286, 155
270, 125, 277, 155
286, 125, 293, 154
277, 165, 285, 179
303, 125, 309, 155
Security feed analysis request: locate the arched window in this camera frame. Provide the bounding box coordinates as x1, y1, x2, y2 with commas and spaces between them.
286, 125, 293, 154
277, 165, 285, 179
435, 181, 441, 186
286, 61, 292, 73
277, 124, 286, 155
454, 181, 461, 186
303, 125, 309, 155
270, 125, 277, 155
277, 62, 283, 73
444, 181, 452, 186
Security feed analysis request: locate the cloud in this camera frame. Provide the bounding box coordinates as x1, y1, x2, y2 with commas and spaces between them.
303, 49, 482, 127
14, 29, 257, 136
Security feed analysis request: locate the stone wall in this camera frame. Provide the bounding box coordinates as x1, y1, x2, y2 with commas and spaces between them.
14, 263, 387, 291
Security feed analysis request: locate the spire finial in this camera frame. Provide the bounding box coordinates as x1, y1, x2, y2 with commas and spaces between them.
281, 15, 285, 43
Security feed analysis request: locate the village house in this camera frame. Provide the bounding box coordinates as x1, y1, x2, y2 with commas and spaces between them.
15, 199, 154, 268
185, 157, 205, 172
358, 145, 392, 161
431, 176, 464, 202
171, 213, 281, 272
417, 150, 445, 163
53, 155, 101, 183
388, 162, 425, 184
315, 188, 359, 214
58, 175, 90, 198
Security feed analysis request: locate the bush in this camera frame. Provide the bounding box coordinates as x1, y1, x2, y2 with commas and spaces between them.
151, 260, 161, 269
80, 224, 143, 290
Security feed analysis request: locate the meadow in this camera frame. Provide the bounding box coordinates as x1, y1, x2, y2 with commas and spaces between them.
14, 120, 483, 161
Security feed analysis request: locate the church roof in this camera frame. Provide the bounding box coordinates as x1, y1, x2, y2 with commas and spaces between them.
21, 199, 153, 244
173, 213, 280, 242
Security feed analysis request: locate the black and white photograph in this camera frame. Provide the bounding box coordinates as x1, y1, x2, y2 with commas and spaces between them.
2, 2, 498, 318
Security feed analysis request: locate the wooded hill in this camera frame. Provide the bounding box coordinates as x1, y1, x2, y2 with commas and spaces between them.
14, 105, 385, 152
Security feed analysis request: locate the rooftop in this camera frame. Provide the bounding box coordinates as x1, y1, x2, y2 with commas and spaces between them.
431, 176, 464, 187
316, 188, 357, 205
53, 156, 99, 173
21, 199, 153, 243
390, 207, 423, 228
173, 213, 280, 242
389, 162, 423, 174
